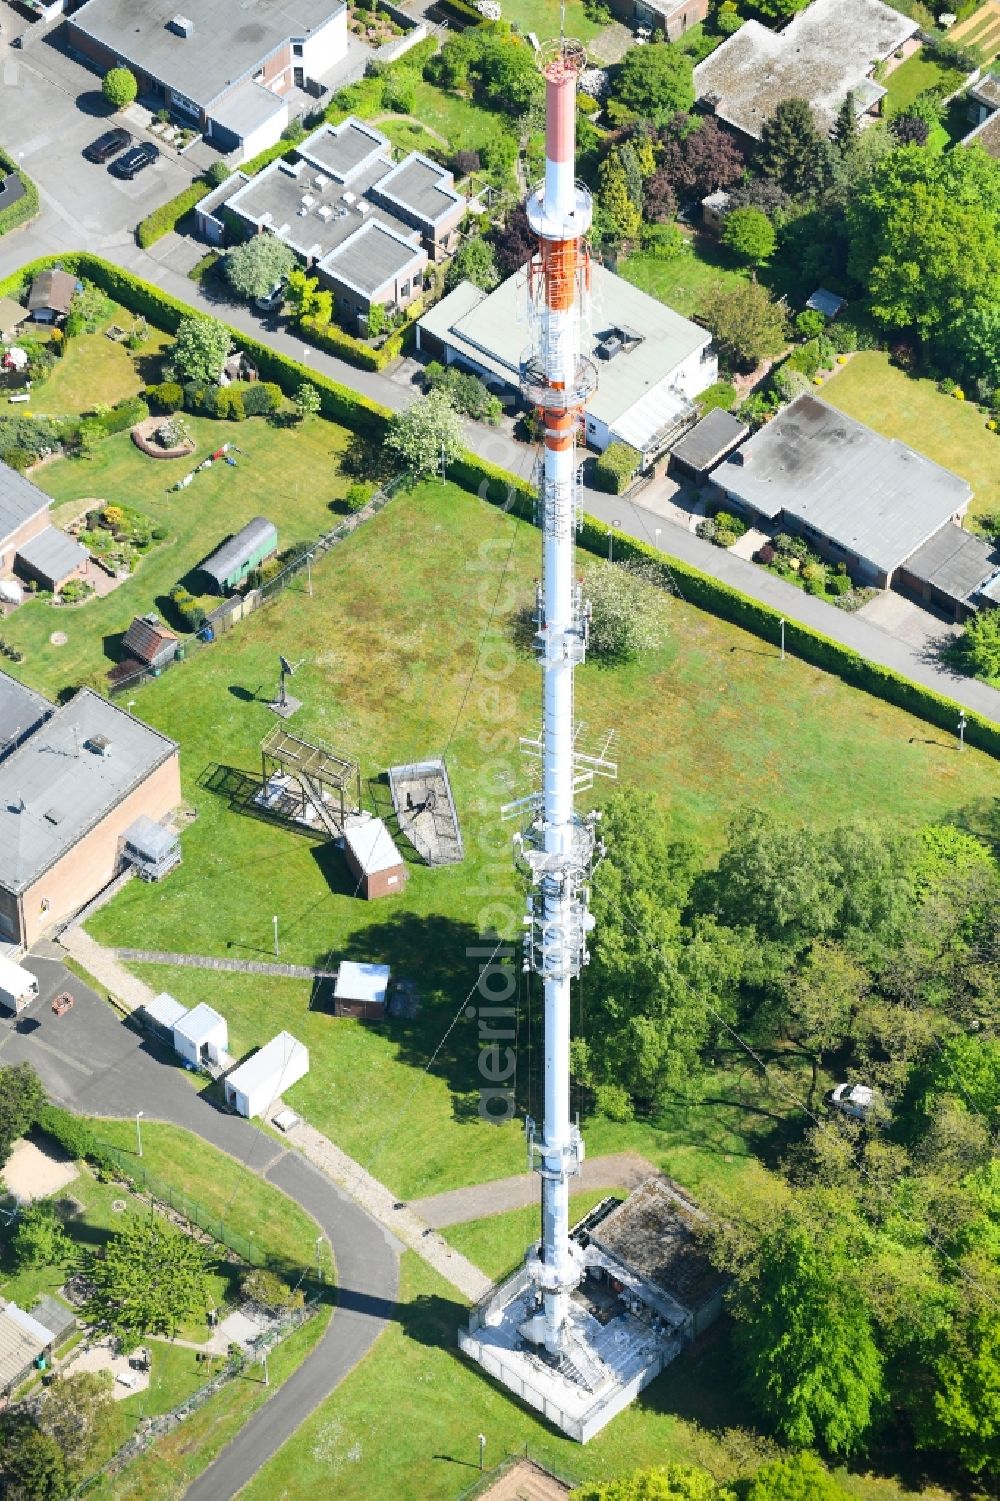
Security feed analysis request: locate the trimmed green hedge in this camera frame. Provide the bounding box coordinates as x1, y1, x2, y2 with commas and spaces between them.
593, 439, 641, 495
4, 250, 995, 756
136, 178, 211, 249
300, 314, 405, 372
0, 148, 38, 238
36, 1104, 117, 1173
435, 0, 485, 25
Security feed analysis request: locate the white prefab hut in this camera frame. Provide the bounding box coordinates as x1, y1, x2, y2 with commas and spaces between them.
173, 1003, 228, 1068
224, 1031, 308, 1119
140, 991, 188, 1044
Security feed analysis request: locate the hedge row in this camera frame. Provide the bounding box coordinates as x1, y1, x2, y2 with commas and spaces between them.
136, 177, 212, 249
36, 1103, 117, 1173
5, 251, 996, 757
0, 146, 39, 238
434, 0, 485, 26
300, 313, 407, 372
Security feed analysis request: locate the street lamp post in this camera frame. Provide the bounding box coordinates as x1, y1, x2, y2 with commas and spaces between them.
272, 915, 279, 959
316, 1235, 324, 1283
609, 520, 621, 561
306, 553, 313, 598
127, 700, 136, 715
135, 1111, 144, 1159
958, 711, 967, 752
654, 527, 661, 551
478, 1433, 486, 1471
779, 617, 786, 663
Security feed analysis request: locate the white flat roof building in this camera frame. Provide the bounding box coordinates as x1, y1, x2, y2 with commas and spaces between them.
417, 263, 717, 465
334, 960, 391, 1017
225, 1031, 309, 1119
142, 992, 188, 1031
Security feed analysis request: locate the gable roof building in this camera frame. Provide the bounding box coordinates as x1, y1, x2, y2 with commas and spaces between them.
694, 0, 918, 140
122, 615, 179, 671
27, 269, 76, 322
0, 671, 51, 763
417, 263, 717, 466
962, 72, 1000, 159
714, 394, 972, 587
0, 464, 51, 577
15, 527, 88, 593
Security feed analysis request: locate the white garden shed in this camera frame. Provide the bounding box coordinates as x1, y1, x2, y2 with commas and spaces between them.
224, 1031, 308, 1119
173, 1003, 229, 1068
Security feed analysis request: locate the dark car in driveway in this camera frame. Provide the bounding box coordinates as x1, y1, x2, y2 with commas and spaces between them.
83, 127, 132, 164
111, 143, 159, 179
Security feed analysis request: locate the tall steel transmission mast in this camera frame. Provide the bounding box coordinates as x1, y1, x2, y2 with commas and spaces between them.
512, 38, 610, 1359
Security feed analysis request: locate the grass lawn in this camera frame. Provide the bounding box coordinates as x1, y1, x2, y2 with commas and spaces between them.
30, 327, 171, 418
619, 234, 747, 319
83, 1117, 326, 1278
237, 1252, 950, 1501
75, 480, 1000, 1203
1, 412, 351, 701
882, 51, 967, 115
822, 352, 1000, 525
494, 0, 609, 42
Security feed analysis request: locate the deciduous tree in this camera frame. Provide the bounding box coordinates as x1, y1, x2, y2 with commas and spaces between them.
385, 389, 465, 477
444, 236, 500, 293
574, 1462, 736, 1499
657, 116, 745, 197
745, 1453, 850, 1501
609, 43, 694, 127
223, 236, 296, 302
171, 315, 233, 385
12, 1201, 72, 1270
722, 205, 777, 264
294, 382, 321, 420
490, 203, 534, 277
81, 1215, 212, 1346
0, 1416, 69, 1501
0, 1062, 44, 1170
698, 279, 787, 371
37, 1371, 114, 1478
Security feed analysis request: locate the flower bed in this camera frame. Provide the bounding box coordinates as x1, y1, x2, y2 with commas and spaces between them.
131, 415, 196, 459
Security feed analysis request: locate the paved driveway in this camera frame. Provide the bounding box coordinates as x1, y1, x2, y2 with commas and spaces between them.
1, 957, 400, 1501
0, 29, 194, 248
857, 589, 960, 654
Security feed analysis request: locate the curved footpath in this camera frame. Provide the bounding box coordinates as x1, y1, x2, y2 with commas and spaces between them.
0, 966, 400, 1501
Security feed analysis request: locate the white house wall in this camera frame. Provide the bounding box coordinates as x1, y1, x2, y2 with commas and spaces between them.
672, 342, 717, 398
237, 106, 290, 163
303, 9, 348, 76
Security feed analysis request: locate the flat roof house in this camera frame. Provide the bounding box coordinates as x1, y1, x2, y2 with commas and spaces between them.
0, 690, 181, 949
224, 1031, 309, 1118
417, 263, 717, 468
0, 464, 52, 583
67, 0, 349, 161
714, 394, 972, 588
197, 517, 277, 594
199, 117, 466, 325
694, 0, 918, 141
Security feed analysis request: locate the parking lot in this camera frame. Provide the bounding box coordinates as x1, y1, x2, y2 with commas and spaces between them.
0, 18, 194, 249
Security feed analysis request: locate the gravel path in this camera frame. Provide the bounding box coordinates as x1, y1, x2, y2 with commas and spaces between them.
412, 1152, 659, 1228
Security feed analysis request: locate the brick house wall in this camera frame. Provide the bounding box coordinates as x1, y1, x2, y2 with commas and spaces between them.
343, 845, 408, 899
11, 750, 181, 948
255, 41, 293, 93
0, 508, 49, 579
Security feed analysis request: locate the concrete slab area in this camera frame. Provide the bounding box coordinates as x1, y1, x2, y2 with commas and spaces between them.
857, 589, 960, 653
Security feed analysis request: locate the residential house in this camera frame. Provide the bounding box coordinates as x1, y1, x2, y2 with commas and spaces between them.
713, 394, 972, 589
609, 0, 708, 39
417, 262, 718, 469
693, 0, 918, 141
198, 118, 465, 328
67, 0, 349, 161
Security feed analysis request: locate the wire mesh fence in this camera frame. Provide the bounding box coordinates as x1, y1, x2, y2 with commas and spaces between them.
453, 1444, 581, 1500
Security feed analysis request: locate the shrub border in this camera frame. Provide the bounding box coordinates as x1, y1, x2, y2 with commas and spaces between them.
0, 147, 39, 238
6, 252, 997, 756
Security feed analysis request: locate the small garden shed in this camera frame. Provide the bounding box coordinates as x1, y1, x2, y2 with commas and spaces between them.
15, 527, 88, 594
342, 815, 408, 899
173, 1002, 228, 1068
333, 960, 391, 1020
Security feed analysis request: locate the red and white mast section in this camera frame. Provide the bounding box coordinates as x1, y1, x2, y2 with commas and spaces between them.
515, 40, 606, 1358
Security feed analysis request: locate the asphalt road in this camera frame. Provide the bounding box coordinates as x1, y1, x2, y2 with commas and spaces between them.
2, 956, 400, 1501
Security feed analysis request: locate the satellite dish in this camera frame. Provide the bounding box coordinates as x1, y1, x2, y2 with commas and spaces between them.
279, 655, 294, 677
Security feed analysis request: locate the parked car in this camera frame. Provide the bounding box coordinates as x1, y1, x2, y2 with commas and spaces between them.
111, 143, 160, 179
828, 1082, 874, 1121
83, 127, 132, 164
51, 992, 74, 1017
255, 280, 286, 313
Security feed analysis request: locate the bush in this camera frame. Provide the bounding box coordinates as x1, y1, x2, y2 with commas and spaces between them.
240, 1267, 304, 1313
594, 1082, 634, 1122
714, 510, 746, 539
697, 381, 737, 413
345, 481, 375, 512
593, 440, 641, 494
240, 381, 281, 416
795, 309, 827, 339
216, 388, 246, 421
146, 381, 184, 413
137, 179, 212, 249
788, 339, 822, 379
827, 571, 851, 596
170, 585, 207, 632
96, 395, 149, 435
102, 66, 137, 110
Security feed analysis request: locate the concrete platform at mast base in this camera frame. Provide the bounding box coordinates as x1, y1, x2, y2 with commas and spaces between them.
459, 1266, 681, 1443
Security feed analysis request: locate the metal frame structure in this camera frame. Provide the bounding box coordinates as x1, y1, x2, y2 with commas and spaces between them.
260, 725, 361, 838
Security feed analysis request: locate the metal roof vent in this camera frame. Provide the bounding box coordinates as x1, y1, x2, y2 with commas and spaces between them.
87, 734, 111, 757
169, 14, 194, 36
